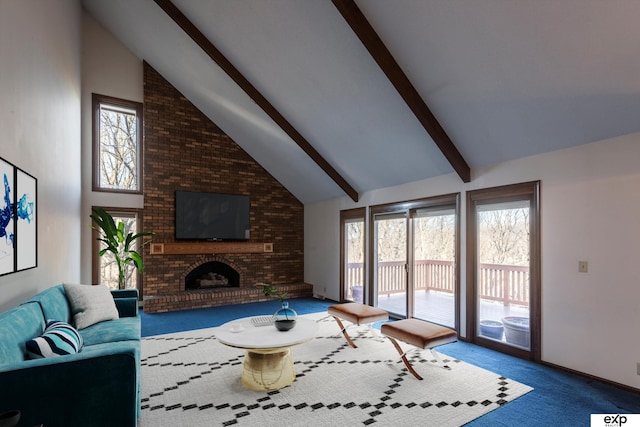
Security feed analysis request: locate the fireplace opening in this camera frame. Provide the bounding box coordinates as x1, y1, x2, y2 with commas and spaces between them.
185, 261, 240, 290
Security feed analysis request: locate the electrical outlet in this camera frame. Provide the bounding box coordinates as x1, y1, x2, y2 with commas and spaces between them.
578, 261, 588, 273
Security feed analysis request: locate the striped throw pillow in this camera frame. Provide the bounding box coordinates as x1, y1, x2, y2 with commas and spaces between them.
26, 320, 84, 359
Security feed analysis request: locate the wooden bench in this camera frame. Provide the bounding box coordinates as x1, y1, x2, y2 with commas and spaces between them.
328, 303, 389, 348
381, 318, 457, 380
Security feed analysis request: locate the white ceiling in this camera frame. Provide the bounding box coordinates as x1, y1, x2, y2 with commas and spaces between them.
82, 0, 640, 203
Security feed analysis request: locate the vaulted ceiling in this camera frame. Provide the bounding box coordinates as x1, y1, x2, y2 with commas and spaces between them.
82, 0, 640, 203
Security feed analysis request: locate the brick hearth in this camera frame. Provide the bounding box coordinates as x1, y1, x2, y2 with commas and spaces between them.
142, 63, 306, 312
143, 283, 313, 313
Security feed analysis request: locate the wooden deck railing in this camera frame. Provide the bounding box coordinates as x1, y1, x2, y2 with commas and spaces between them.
347, 260, 529, 307
477, 262, 529, 306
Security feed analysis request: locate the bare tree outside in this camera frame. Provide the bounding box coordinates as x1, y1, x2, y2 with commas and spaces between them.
347, 209, 528, 269
476, 202, 532, 348
99, 106, 138, 191
414, 214, 455, 261
478, 208, 529, 266
345, 220, 365, 301
345, 221, 364, 264
375, 217, 406, 262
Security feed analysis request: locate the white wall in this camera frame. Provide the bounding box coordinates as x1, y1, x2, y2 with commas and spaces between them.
305, 133, 640, 389
3, 0, 636, 389
0, 0, 82, 311
80, 11, 144, 284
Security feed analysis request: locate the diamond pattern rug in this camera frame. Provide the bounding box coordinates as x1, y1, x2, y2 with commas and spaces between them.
139, 313, 532, 426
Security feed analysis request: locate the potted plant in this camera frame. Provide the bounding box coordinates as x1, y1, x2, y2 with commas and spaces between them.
257, 283, 297, 331
91, 207, 154, 290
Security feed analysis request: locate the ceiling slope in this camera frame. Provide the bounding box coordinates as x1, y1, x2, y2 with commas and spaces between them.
354, 0, 640, 166
83, 0, 356, 203
83, 0, 640, 203
153, 0, 360, 202
332, 0, 470, 183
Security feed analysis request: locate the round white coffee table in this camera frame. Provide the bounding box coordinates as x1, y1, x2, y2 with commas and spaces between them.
216, 316, 319, 391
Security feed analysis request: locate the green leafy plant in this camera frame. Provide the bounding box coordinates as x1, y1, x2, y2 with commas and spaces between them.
257, 283, 289, 302
91, 207, 154, 290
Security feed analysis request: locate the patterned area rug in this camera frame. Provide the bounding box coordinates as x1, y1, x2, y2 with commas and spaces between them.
139, 313, 532, 426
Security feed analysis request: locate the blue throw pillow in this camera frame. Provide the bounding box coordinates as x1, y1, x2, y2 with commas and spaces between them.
26, 320, 83, 359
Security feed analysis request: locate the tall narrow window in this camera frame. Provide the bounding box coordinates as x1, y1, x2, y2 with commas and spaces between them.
92, 94, 143, 193
92, 208, 142, 292
340, 208, 366, 303
467, 181, 541, 361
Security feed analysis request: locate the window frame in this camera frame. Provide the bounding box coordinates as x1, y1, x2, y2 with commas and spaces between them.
340, 208, 367, 302
91, 206, 144, 299
92, 93, 144, 194
368, 194, 460, 326
466, 180, 541, 362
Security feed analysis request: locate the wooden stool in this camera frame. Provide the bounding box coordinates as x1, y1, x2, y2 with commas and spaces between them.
381, 318, 457, 380
328, 303, 389, 348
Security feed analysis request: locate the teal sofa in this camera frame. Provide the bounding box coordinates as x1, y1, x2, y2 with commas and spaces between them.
0, 285, 141, 427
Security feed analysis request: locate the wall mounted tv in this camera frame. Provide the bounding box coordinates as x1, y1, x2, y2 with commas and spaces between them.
175, 191, 250, 241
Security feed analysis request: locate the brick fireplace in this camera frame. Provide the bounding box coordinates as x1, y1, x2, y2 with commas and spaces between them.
141, 63, 312, 313
183, 258, 240, 290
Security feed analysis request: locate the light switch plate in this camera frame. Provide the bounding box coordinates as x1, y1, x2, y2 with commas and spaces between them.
578, 261, 588, 273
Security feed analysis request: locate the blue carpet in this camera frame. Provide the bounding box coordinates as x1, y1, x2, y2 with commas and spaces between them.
438, 342, 640, 426
140, 298, 640, 426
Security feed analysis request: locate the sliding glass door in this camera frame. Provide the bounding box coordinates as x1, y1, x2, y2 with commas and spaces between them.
412, 207, 456, 328
369, 194, 459, 327
373, 212, 408, 316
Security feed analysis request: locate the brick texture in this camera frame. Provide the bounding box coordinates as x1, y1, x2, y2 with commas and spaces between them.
142, 62, 308, 312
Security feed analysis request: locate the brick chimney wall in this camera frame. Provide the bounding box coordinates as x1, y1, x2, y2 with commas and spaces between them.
142, 62, 305, 310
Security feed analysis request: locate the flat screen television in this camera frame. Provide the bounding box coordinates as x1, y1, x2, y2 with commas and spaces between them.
175, 190, 250, 241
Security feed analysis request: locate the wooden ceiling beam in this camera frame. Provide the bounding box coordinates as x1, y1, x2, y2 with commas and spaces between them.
332, 0, 471, 183
153, 0, 360, 202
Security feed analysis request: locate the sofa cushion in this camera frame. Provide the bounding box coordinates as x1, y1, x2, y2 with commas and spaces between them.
80, 317, 141, 347
63, 283, 119, 329
0, 303, 45, 365
26, 285, 72, 324
26, 320, 83, 359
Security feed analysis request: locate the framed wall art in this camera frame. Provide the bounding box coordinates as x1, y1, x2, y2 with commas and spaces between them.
15, 167, 37, 271
0, 157, 37, 276
0, 157, 15, 276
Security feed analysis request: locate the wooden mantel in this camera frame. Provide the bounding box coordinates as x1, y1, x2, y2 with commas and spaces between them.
149, 242, 273, 255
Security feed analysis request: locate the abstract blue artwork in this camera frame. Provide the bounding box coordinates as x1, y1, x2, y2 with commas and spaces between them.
16, 168, 37, 271
0, 157, 37, 276
0, 158, 15, 276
